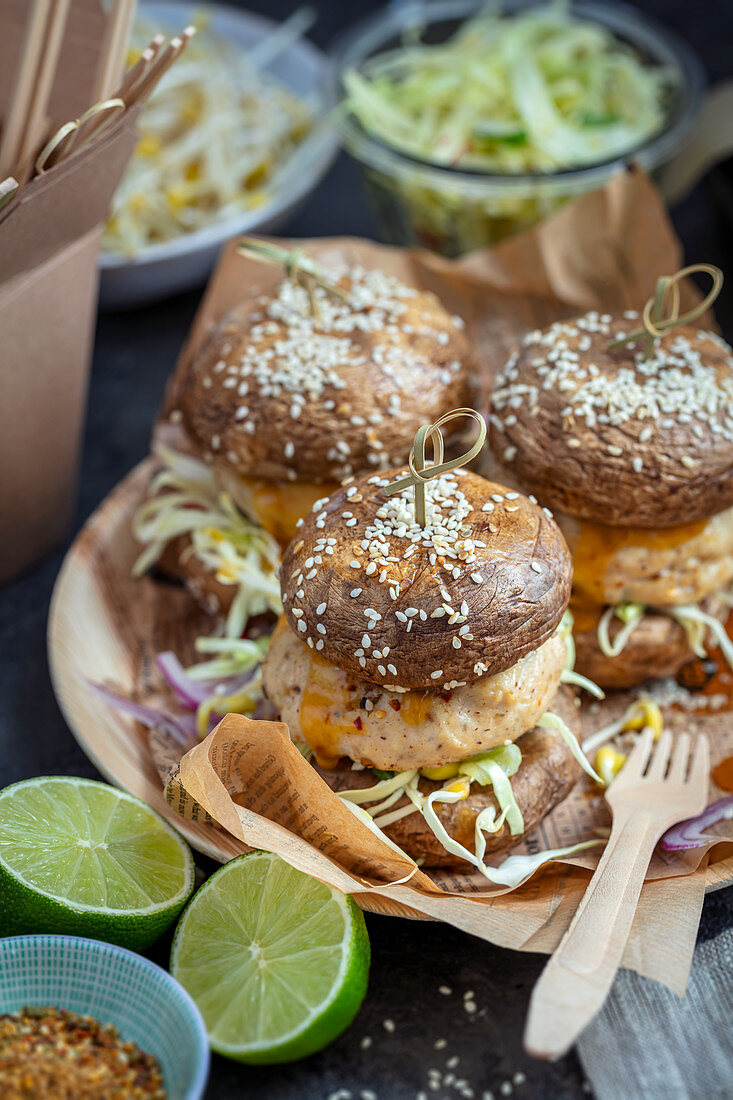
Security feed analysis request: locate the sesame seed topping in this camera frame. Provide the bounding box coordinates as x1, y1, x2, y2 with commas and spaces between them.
493, 318, 733, 471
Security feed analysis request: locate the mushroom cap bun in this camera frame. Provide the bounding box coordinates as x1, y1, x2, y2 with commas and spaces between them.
490, 313, 733, 527
280, 466, 572, 690
170, 265, 475, 484
572, 594, 729, 690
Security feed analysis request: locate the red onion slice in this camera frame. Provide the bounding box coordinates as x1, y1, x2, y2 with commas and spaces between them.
90, 681, 198, 745
155, 651, 216, 709
661, 796, 733, 851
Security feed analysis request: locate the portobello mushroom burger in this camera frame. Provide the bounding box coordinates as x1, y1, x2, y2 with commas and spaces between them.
262, 454, 600, 875
488, 299, 733, 690
132, 251, 477, 637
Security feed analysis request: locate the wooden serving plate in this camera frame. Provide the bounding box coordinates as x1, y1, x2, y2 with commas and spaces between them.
48, 460, 733, 903
48, 459, 246, 865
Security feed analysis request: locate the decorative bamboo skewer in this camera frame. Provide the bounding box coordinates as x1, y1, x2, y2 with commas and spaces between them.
34, 28, 195, 175
93, 0, 138, 103
124, 27, 196, 109
0, 177, 19, 215
117, 33, 165, 105
236, 238, 350, 322
384, 408, 487, 527
607, 263, 723, 360
0, 0, 53, 177
16, 0, 73, 178
59, 98, 126, 161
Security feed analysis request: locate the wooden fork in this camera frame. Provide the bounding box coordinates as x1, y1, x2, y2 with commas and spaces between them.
524, 728, 709, 1059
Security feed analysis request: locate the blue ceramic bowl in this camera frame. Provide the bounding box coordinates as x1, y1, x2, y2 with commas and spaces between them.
0, 935, 209, 1100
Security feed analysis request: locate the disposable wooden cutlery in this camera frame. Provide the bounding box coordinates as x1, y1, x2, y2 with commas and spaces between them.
524, 727, 709, 1059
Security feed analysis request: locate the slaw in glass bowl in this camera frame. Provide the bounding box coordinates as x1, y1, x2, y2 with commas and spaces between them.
332, 0, 705, 255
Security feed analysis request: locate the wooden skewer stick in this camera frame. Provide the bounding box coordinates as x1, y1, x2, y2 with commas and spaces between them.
34, 119, 77, 173
124, 26, 196, 109
0, 0, 53, 177
29, 24, 195, 175
16, 0, 73, 176
0, 177, 19, 215
93, 0, 138, 103
63, 98, 126, 159
117, 34, 165, 105
384, 409, 487, 527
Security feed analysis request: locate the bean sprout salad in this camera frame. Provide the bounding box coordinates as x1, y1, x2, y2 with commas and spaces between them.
104, 9, 314, 255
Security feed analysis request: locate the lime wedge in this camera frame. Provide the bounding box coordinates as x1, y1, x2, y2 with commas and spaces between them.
170, 851, 370, 1063
0, 776, 194, 950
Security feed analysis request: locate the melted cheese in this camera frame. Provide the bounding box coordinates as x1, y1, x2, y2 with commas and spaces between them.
568, 595, 603, 634
572, 517, 707, 604
299, 656, 362, 768
238, 476, 339, 547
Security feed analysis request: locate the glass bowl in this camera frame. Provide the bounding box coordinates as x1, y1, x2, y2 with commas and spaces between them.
331, 0, 705, 255
0, 935, 210, 1100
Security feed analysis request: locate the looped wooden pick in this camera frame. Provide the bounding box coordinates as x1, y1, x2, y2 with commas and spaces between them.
35, 98, 125, 173
236, 238, 350, 322
608, 263, 723, 360
384, 408, 487, 526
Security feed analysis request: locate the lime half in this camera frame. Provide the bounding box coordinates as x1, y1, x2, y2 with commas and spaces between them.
0, 776, 194, 950
171, 851, 370, 1063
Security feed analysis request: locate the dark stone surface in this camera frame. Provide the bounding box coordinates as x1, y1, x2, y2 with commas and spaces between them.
1, 1, 733, 1097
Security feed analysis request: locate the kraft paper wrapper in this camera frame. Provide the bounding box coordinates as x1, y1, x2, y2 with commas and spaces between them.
131, 167, 729, 995
0, 1, 142, 581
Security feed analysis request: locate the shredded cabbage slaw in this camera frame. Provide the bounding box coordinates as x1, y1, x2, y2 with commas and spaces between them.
594, 596, 733, 672
343, 1, 671, 175
132, 443, 282, 638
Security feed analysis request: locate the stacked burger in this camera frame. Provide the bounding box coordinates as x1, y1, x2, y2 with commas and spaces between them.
488, 302, 733, 689
133, 252, 477, 633
263, 438, 597, 873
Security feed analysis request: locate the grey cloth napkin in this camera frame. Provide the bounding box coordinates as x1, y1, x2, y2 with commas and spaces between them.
576, 924, 733, 1099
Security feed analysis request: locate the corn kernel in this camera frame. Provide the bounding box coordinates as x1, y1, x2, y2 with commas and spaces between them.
165, 185, 189, 212
445, 777, 471, 798
595, 746, 626, 787
621, 696, 663, 740
136, 134, 162, 158
421, 763, 460, 781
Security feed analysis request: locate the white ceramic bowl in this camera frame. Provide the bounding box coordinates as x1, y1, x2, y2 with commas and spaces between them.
99, 1, 338, 309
